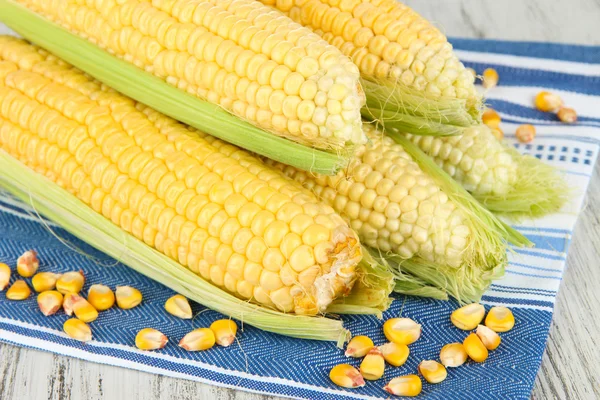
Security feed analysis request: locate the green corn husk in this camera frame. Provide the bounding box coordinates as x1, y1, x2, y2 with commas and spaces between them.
0, 0, 348, 176
0, 150, 395, 344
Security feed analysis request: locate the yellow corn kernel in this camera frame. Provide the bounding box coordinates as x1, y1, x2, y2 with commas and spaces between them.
485, 306, 515, 332
516, 124, 536, 144
329, 364, 365, 389
32, 272, 61, 292
379, 342, 409, 367
37, 290, 64, 316
210, 319, 237, 347
179, 328, 216, 351
450, 303, 485, 330
135, 328, 168, 350
64, 318, 92, 342
439, 343, 468, 367
359, 347, 385, 381
0, 263, 10, 290
115, 286, 143, 309
418, 360, 447, 384
384, 375, 422, 397
17, 250, 39, 278
482, 68, 499, 89
383, 318, 421, 345
476, 324, 501, 350
482, 109, 501, 129
87, 284, 115, 311
490, 127, 504, 141
344, 335, 374, 358
62, 292, 77, 316
535, 91, 563, 112
557, 107, 577, 124
463, 333, 488, 363
56, 271, 85, 294
165, 294, 193, 319
72, 295, 99, 323
6, 280, 31, 300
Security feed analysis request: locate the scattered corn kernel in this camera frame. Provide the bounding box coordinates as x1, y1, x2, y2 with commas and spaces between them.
135, 328, 168, 350
63, 292, 77, 315
490, 127, 504, 141
482, 68, 499, 89
516, 124, 536, 143
535, 91, 563, 112
450, 303, 485, 330
37, 290, 64, 316
485, 306, 515, 332
72, 295, 99, 323
0, 263, 10, 290
164, 294, 193, 319
17, 250, 39, 278
439, 343, 468, 367
383, 318, 421, 345
32, 272, 61, 292
476, 324, 501, 350
463, 333, 488, 363
379, 342, 410, 367
557, 107, 577, 124
64, 318, 92, 342
360, 347, 385, 381
115, 286, 142, 309
345, 335, 374, 358
179, 328, 216, 351
210, 319, 237, 347
6, 280, 30, 300
482, 109, 501, 128
56, 271, 85, 294
329, 364, 365, 389
418, 360, 447, 384
87, 284, 115, 311
384, 375, 422, 397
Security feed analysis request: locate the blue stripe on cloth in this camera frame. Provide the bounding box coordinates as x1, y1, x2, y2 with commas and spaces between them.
489, 287, 555, 297
487, 100, 600, 124
509, 262, 563, 273
480, 296, 555, 310
491, 284, 557, 295
505, 271, 562, 280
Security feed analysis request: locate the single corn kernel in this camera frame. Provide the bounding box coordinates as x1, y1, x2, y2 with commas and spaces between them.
490, 127, 504, 141
516, 124, 536, 143
6, 280, 31, 300
17, 250, 39, 278
451, 303, 485, 330
165, 294, 193, 319
463, 333, 488, 362
32, 272, 61, 292
383, 318, 421, 345
115, 286, 142, 309
476, 324, 501, 350
384, 375, 422, 397
63, 292, 77, 316
64, 318, 92, 342
418, 360, 447, 384
439, 343, 468, 367
329, 364, 365, 388
56, 271, 85, 294
179, 328, 216, 351
87, 284, 115, 311
345, 335, 374, 358
557, 107, 577, 124
210, 319, 237, 347
535, 91, 563, 112
37, 290, 64, 316
0, 263, 10, 290
360, 347, 385, 381
482, 68, 499, 89
379, 342, 410, 367
485, 306, 515, 332
72, 295, 99, 323
482, 109, 501, 128
135, 328, 168, 350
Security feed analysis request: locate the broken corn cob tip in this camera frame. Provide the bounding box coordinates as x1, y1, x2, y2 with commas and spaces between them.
418, 360, 448, 384
482, 68, 499, 89
165, 294, 193, 319
6, 280, 31, 300
62, 292, 78, 316
56, 271, 85, 294
87, 284, 115, 311
384, 375, 422, 397
329, 364, 365, 389
535, 91, 563, 112
516, 124, 536, 144
210, 319, 238, 347
463, 333, 489, 363
482, 109, 502, 129
345, 335, 374, 358
63, 318, 92, 342
490, 127, 504, 141
32, 272, 62, 292
135, 328, 168, 351
476, 324, 501, 350
359, 347, 385, 381
557, 107, 577, 124
72, 296, 99, 323
439, 343, 468, 367
451, 303, 485, 331
179, 328, 216, 352
379, 342, 410, 367
115, 286, 142, 310
383, 318, 421, 345
17, 250, 39, 278
37, 290, 64, 316
485, 306, 515, 332
0, 263, 10, 290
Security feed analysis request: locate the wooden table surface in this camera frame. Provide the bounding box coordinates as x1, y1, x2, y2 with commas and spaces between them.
1, 1, 599, 399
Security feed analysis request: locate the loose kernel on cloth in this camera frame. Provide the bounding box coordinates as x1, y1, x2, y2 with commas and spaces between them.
463, 333, 488, 362
451, 303, 485, 330
482, 68, 499, 89
439, 343, 468, 367
87, 284, 115, 311
482, 109, 501, 128
345, 335, 374, 358
476, 324, 501, 350
418, 360, 447, 383
516, 124, 536, 143
557, 107, 577, 124
165, 294, 193, 319
359, 347, 385, 381
485, 306, 515, 332
116, 286, 143, 309
329, 364, 365, 388
210, 319, 238, 347
32, 272, 61, 292
379, 342, 410, 367
384, 375, 422, 397
179, 328, 215, 351
17, 250, 39, 277
56, 271, 85, 294
135, 328, 168, 350
37, 290, 64, 316
535, 91, 563, 112
0, 263, 10, 290
383, 318, 421, 345
64, 318, 92, 342
6, 280, 31, 300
